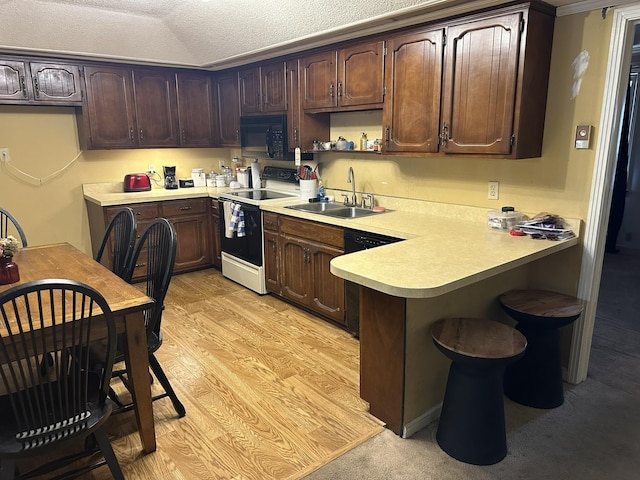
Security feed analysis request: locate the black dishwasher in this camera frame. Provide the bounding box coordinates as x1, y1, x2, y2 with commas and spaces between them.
344, 229, 402, 337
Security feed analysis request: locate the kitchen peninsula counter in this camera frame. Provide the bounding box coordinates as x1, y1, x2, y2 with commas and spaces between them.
262, 198, 581, 438
260, 200, 580, 299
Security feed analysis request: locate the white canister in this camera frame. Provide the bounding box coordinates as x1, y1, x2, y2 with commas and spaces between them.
191, 168, 206, 187
237, 169, 250, 188
215, 175, 226, 188
299, 179, 318, 202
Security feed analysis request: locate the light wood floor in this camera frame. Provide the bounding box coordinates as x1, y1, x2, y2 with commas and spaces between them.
89, 268, 384, 479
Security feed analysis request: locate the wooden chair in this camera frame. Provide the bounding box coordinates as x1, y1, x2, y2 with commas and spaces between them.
0, 279, 123, 479
432, 317, 527, 465
95, 207, 137, 279
0, 208, 27, 247
111, 218, 186, 417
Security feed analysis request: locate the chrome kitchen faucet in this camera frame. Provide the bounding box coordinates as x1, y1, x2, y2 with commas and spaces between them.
346, 166, 357, 207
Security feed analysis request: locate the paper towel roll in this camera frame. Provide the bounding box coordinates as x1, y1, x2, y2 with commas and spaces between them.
251, 161, 261, 188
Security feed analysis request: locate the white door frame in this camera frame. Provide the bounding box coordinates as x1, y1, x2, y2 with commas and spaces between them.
568, 4, 640, 383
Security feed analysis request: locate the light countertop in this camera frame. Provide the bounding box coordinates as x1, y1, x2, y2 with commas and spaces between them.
83, 182, 581, 299
260, 200, 581, 300
82, 182, 229, 206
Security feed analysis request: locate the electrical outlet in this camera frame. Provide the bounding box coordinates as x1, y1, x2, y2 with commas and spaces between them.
148, 164, 155, 174
0, 148, 10, 163
488, 181, 499, 200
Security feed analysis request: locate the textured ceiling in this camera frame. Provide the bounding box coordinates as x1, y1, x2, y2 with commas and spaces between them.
0, 0, 628, 70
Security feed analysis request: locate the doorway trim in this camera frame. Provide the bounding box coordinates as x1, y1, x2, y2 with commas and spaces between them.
569, 4, 640, 383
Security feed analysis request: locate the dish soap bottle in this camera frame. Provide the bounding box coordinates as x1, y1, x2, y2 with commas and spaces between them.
360, 132, 368, 151
317, 180, 326, 200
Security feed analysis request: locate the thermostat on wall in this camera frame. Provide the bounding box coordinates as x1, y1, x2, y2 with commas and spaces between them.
575, 125, 592, 149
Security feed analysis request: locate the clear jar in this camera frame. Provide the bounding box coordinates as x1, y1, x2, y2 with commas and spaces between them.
487, 206, 523, 231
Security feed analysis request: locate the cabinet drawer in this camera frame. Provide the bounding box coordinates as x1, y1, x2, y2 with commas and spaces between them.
263, 212, 279, 232
161, 198, 208, 217
280, 216, 343, 249
105, 203, 159, 222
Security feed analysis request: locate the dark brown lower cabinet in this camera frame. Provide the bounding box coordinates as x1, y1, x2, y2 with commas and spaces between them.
86, 197, 213, 282
264, 214, 345, 326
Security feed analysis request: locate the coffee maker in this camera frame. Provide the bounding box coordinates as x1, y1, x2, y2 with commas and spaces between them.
163, 166, 178, 189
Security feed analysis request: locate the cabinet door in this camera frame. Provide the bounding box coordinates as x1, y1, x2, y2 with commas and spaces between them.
338, 41, 385, 108
441, 12, 521, 155
238, 66, 262, 115
301, 50, 337, 110
83, 66, 137, 149
383, 29, 443, 154
170, 214, 212, 272
261, 61, 287, 113
280, 236, 312, 305
0, 59, 30, 103
264, 230, 280, 293
309, 243, 345, 325
30, 62, 83, 105
287, 59, 330, 152
176, 71, 216, 147
132, 68, 179, 147
214, 71, 241, 146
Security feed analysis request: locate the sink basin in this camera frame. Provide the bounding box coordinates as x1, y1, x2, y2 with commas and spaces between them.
285, 202, 347, 213
322, 206, 378, 218
285, 202, 384, 219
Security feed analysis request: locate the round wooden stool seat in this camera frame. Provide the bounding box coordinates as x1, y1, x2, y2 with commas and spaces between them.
499, 289, 584, 409
431, 318, 526, 465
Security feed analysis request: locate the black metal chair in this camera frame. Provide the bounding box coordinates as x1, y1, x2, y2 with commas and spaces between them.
95, 207, 137, 279
111, 218, 186, 417
0, 279, 124, 480
0, 208, 27, 247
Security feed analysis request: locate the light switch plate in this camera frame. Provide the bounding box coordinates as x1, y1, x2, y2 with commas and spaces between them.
575, 125, 592, 149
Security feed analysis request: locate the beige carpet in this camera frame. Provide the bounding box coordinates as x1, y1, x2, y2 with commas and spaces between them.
305, 252, 640, 480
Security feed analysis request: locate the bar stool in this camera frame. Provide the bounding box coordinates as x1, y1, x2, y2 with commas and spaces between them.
499, 289, 584, 409
431, 318, 527, 465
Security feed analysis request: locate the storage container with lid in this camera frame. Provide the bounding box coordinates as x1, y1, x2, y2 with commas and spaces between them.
191, 168, 206, 187
487, 206, 523, 231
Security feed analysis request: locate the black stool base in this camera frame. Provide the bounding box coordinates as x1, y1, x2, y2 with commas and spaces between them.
436, 362, 508, 465
504, 325, 564, 409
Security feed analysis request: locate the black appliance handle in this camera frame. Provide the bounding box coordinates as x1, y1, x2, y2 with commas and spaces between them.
266, 126, 275, 158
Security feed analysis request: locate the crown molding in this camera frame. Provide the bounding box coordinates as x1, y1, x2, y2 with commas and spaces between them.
556, 0, 639, 17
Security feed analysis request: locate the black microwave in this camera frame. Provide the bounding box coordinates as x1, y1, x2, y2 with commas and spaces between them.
240, 115, 311, 161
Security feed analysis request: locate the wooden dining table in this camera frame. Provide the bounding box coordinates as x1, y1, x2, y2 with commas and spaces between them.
0, 242, 157, 454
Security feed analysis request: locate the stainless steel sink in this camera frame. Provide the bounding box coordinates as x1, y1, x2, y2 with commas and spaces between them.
322, 206, 378, 218
284, 202, 381, 219
285, 202, 347, 213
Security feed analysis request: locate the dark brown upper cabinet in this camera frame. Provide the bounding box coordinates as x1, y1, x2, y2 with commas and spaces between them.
80, 65, 137, 149
382, 28, 443, 154
0, 57, 82, 105
439, 5, 555, 158
301, 40, 385, 113
176, 71, 216, 147
213, 70, 241, 147
286, 59, 330, 152
132, 68, 180, 147
79, 65, 179, 149
239, 61, 287, 115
